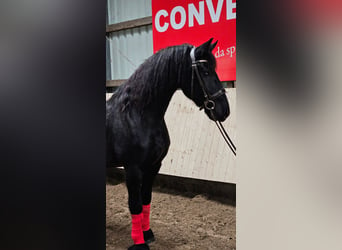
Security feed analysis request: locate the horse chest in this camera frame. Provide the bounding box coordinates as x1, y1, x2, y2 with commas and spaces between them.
141, 124, 170, 164
109, 119, 170, 166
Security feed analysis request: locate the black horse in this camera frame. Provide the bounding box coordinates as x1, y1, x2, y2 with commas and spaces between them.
106, 38, 230, 250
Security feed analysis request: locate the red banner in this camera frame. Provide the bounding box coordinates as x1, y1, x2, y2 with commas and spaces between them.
152, 0, 236, 81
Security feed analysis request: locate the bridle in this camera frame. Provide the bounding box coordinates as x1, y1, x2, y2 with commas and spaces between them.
190, 47, 236, 156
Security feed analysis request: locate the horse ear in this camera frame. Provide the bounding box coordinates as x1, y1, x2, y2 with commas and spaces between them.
197, 38, 214, 52
210, 40, 218, 52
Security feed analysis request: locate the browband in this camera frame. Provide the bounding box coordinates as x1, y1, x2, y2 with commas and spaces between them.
190, 46, 208, 64
190, 46, 196, 63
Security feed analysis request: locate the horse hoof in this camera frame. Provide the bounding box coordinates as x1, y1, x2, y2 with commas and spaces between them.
127, 243, 150, 250
143, 229, 155, 244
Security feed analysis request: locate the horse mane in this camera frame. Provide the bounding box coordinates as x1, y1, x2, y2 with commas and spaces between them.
109, 44, 192, 112
108, 43, 217, 113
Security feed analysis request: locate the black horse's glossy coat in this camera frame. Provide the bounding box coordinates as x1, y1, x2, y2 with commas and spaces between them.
106, 38, 230, 248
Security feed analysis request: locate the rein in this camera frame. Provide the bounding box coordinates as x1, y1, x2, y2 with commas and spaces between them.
190, 47, 236, 156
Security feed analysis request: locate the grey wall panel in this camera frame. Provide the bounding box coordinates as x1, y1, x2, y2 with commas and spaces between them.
106, 38, 111, 80
107, 0, 151, 24
108, 25, 153, 80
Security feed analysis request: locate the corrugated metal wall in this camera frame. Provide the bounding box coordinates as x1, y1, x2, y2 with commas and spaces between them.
106, 38, 111, 80
107, 0, 152, 80
107, 0, 151, 24
107, 26, 153, 80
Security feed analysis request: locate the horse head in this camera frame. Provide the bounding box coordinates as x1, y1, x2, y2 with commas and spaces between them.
182, 38, 230, 122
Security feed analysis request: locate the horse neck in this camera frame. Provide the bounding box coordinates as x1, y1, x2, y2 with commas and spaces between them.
140, 54, 191, 120
144, 72, 181, 119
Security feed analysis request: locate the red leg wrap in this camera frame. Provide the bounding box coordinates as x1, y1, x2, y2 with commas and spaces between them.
131, 213, 145, 245
142, 204, 151, 231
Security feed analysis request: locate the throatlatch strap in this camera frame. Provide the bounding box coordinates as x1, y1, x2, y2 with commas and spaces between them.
142, 204, 151, 231
131, 213, 145, 245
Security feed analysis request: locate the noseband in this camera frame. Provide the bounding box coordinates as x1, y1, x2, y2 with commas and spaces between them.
190, 47, 236, 156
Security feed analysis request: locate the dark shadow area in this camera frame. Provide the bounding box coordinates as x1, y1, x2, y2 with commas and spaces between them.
107, 168, 236, 206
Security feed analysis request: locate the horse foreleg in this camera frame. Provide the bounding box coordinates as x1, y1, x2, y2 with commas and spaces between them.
141, 163, 160, 244
126, 167, 150, 250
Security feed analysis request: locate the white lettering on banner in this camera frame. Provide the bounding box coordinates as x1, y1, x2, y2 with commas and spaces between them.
206, 0, 224, 23
214, 46, 236, 58
226, 46, 236, 57
170, 6, 186, 30
154, 0, 236, 32
227, 0, 236, 19
155, 9, 169, 32
188, 1, 205, 27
